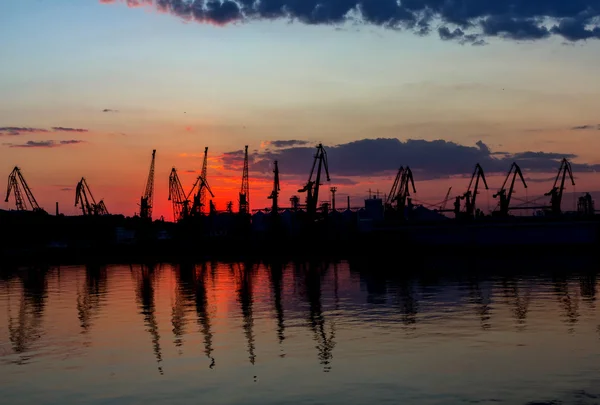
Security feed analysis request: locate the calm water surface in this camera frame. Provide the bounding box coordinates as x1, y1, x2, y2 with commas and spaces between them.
1, 258, 600, 405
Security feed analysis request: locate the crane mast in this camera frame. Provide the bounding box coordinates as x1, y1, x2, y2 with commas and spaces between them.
462, 163, 488, 219
298, 143, 330, 218
199, 147, 209, 215
140, 149, 156, 220
75, 177, 109, 216
395, 166, 417, 216
493, 162, 527, 217
239, 145, 250, 215
385, 167, 404, 208
267, 160, 280, 215
5, 167, 43, 212
545, 158, 575, 215
168, 168, 189, 222
188, 173, 214, 217
330, 187, 337, 211
439, 187, 452, 211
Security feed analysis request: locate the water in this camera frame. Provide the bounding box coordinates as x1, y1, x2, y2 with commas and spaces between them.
1, 259, 600, 405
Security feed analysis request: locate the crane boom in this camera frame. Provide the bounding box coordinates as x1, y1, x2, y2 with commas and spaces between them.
440, 187, 452, 211
140, 149, 156, 220
384, 166, 416, 217
463, 163, 488, 218
386, 167, 404, 206
5, 167, 42, 212
168, 168, 188, 222
75, 177, 108, 216
298, 144, 330, 218
187, 172, 214, 217
493, 162, 527, 217
545, 158, 575, 215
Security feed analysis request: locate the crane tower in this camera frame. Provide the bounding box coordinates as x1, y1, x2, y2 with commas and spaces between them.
298, 144, 330, 218
75, 177, 109, 216
5, 167, 43, 212
267, 160, 280, 215
199, 147, 208, 214
239, 145, 250, 215
140, 149, 156, 220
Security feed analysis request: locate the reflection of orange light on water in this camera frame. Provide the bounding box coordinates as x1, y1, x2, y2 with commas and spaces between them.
210, 263, 237, 316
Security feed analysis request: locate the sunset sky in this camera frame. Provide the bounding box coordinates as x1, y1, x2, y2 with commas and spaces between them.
2, 0, 600, 220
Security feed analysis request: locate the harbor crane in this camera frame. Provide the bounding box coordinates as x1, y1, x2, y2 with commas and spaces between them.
199, 147, 209, 215
75, 177, 109, 216
462, 163, 488, 219
385, 167, 404, 208
267, 160, 280, 215
5, 167, 44, 213
168, 168, 189, 222
298, 143, 330, 219
545, 158, 574, 215
396, 166, 417, 215
385, 166, 416, 220
139, 149, 156, 220
239, 145, 250, 215
493, 162, 527, 217
439, 187, 452, 211
189, 173, 214, 217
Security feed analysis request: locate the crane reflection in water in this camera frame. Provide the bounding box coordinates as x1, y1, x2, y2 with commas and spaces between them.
579, 272, 597, 308
171, 262, 196, 350
303, 262, 336, 373
267, 260, 286, 355
3, 259, 600, 386
467, 278, 492, 330
170, 262, 215, 368
396, 277, 418, 328
501, 276, 531, 331
7, 266, 48, 363
552, 274, 580, 334
232, 262, 256, 366
132, 264, 163, 375
76, 264, 108, 336
348, 259, 420, 329
195, 263, 215, 369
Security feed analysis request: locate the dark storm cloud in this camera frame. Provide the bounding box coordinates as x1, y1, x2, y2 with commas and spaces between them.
220, 149, 248, 170
7, 140, 85, 148
219, 145, 359, 184
102, 0, 600, 44
222, 138, 600, 180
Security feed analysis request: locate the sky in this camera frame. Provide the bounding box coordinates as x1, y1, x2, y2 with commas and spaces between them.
1, 0, 600, 220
